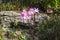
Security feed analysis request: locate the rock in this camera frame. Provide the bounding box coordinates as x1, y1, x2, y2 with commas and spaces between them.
0, 11, 20, 31
0, 11, 50, 30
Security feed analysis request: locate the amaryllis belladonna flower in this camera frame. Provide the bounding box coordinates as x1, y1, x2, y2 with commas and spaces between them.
28, 8, 35, 15
20, 8, 39, 20
34, 8, 39, 13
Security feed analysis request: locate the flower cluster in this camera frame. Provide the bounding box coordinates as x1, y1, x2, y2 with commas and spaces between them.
20, 8, 39, 20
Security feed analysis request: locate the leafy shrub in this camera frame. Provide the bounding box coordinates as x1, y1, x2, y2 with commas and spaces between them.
0, 27, 5, 40
33, 14, 60, 40
10, 22, 19, 29
0, 34, 4, 40
6, 30, 16, 39
18, 33, 27, 40
0, 0, 60, 11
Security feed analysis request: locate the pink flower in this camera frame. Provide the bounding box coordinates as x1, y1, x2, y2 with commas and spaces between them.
21, 13, 24, 17
29, 8, 34, 11
34, 8, 39, 13
20, 9, 31, 20
27, 16, 31, 19
20, 8, 39, 21
28, 11, 32, 15
28, 8, 35, 15
21, 9, 27, 16
20, 9, 27, 19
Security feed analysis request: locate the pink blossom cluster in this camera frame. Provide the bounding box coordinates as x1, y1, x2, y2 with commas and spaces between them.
20, 8, 39, 20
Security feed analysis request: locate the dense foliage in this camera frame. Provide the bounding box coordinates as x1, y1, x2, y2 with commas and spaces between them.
9, 14, 60, 40
0, 0, 60, 11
